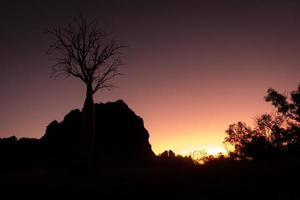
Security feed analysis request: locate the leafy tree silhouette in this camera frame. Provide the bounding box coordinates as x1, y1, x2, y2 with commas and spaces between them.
47, 16, 126, 165
224, 84, 300, 159
265, 85, 300, 152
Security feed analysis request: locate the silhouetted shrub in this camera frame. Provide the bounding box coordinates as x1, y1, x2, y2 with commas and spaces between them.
225, 84, 300, 160
157, 150, 195, 167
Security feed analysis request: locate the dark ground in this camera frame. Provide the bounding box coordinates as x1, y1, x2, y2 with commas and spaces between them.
1, 158, 300, 200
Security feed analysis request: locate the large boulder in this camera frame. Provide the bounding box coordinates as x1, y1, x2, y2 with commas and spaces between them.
41, 100, 155, 164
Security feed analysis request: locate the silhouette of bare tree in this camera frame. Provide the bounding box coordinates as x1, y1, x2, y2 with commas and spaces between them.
47, 16, 126, 165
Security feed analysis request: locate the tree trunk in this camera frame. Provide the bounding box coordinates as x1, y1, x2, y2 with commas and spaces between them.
80, 84, 96, 168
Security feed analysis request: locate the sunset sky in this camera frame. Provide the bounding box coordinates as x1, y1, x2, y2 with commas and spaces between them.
1, 0, 300, 155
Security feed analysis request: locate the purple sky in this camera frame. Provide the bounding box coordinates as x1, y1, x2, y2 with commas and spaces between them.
1, 0, 300, 154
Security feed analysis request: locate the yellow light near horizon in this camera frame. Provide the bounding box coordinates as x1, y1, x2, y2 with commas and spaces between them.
206, 147, 228, 156
176, 145, 228, 157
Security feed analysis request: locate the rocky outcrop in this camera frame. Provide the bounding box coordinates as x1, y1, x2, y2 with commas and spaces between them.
41, 100, 155, 164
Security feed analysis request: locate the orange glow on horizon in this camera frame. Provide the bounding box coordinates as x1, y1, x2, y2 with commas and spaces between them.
151, 130, 229, 157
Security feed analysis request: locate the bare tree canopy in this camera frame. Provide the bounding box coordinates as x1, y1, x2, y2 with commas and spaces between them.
46, 16, 127, 167
47, 16, 126, 95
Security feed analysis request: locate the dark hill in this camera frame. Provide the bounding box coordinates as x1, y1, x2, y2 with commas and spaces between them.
41, 100, 155, 164
0, 100, 155, 169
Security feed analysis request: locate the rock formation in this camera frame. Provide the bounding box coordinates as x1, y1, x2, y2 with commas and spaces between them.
41, 100, 155, 164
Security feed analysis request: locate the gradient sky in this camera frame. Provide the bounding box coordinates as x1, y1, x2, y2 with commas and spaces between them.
1, 0, 300, 155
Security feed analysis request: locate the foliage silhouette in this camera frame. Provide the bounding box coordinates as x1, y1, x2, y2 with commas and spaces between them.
225, 84, 300, 159
157, 150, 195, 167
